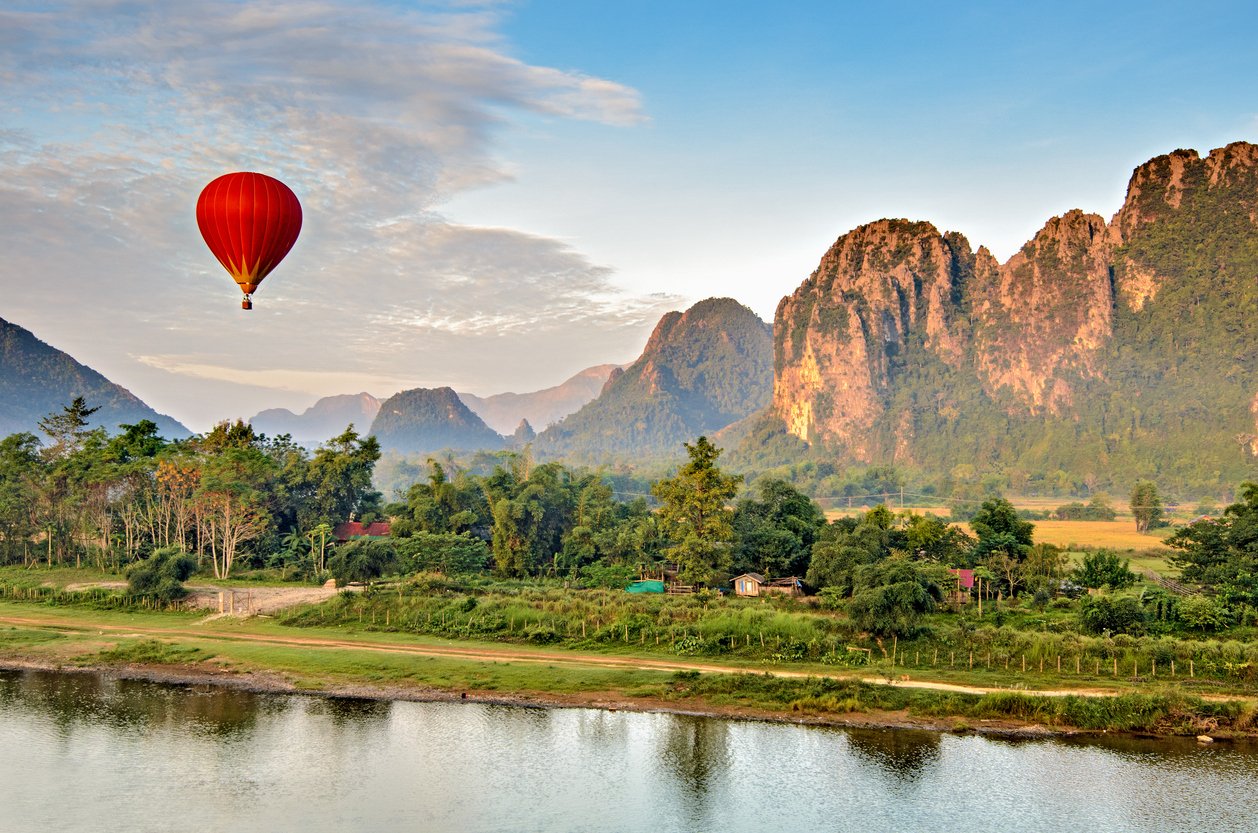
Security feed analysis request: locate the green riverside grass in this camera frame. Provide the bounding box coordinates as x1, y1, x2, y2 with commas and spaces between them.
0, 597, 1253, 736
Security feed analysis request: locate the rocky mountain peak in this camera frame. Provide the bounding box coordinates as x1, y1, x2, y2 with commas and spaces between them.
772, 219, 972, 455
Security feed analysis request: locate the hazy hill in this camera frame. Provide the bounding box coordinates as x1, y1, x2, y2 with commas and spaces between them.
458, 364, 620, 434
369, 387, 504, 454
0, 315, 189, 439
250, 393, 382, 442
536, 298, 773, 462
752, 141, 1258, 493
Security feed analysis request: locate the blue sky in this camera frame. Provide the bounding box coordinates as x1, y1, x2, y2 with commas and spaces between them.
451, 1, 1258, 316
0, 1, 1254, 430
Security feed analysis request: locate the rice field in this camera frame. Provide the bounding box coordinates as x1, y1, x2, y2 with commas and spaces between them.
1022, 520, 1171, 551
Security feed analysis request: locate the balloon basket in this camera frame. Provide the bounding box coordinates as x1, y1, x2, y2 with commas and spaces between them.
241, 298, 253, 310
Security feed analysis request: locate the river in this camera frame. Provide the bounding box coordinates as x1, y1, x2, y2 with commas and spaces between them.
0, 669, 1253, 832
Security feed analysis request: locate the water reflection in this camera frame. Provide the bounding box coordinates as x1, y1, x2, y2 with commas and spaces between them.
656, 714, 730, 818
0, 670, 264, 737
309, 695, 391, 726
844, 727, 941, 781
2, 669, 1257, 833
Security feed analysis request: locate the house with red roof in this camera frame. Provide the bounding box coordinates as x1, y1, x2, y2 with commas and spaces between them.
332, 521, 392, 541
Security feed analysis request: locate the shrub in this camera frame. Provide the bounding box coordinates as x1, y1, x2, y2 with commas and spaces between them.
1079, 595, 1146, 635
126, 548, 197, 602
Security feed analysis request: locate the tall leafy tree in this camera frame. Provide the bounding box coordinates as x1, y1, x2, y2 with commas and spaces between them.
1168, 482, 1258, 610
1130, 480, 1164, 532
652, 437, 741, 585
37, 397, 100, 461
970, 497, 1034, 559
302, 425, 382, 526
0, 433, 43, 564
731, 478, 823, 577
845, 557, 943, 637
197, 446, 275, 578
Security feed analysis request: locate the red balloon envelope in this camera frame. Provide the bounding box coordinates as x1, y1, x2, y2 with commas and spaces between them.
196, 172, 302, 310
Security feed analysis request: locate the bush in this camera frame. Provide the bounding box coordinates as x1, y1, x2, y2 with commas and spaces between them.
1079, 594, 1146, 635
1177, 595, 1232, 633
329, 539, 397, 585
126, 548, 197, 602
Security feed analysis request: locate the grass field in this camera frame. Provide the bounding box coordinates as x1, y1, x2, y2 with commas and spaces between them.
1020, 520, 1171, 551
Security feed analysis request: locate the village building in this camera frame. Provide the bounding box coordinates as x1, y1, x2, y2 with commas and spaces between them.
332, 521, 391, 542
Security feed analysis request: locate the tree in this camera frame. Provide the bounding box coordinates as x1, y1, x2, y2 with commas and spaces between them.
970, 498, 1034, 560
37, 397, 100, 461
731, 478, 822, 577
652, 437, 741, 585
328, 538, 396, 585
397, 531, 490, 575
904, 513, 973, 564
1168, 482, 1258, 611
1078, 595, 1146, 635
1130, 480, 1164, 533
489, 462, 575, 577
845, 557, 943, 637
1074, 550, 1137, 590
0, 433, 43, 564
301, 425, 382, 527
1176, 595, 1232, 633
196, 447, 274, 579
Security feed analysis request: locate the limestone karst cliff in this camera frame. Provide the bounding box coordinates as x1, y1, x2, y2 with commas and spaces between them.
765, 142, 1258, 490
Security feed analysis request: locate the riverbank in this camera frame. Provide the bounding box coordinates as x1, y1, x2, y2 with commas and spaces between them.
1, 600, 1253, 740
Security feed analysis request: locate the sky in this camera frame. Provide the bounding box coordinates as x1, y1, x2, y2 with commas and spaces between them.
1, 0, 1255, 432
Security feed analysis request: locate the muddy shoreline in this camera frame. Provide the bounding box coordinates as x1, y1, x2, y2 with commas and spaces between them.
0, 655, 1093, 740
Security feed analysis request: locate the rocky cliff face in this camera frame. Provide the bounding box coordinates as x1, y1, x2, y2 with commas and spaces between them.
971, 209, 1114, 413
767, 142, 1258, 489
773, 220, 971, 455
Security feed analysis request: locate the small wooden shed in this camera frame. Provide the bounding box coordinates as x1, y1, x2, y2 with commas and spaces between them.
732, 573, 765, 597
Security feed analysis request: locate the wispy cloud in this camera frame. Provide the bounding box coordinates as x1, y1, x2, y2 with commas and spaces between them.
0, 0, 671, 430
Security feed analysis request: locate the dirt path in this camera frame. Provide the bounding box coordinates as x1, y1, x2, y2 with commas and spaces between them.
62, 582, 346, 615
0, 610, 1156, 701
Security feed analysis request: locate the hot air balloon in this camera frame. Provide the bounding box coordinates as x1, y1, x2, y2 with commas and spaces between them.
196, 172, 302, 310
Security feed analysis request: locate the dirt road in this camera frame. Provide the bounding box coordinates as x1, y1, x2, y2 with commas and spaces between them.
0, 609, 1140, 700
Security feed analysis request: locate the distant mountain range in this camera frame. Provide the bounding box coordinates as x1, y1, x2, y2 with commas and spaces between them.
245, 365, 621, 445
251, 392, 383, 441
0, 316, 188, 439
7, 142, 1256, 495
457, 364, 621, 435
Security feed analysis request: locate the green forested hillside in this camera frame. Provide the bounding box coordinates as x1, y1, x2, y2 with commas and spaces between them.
536, 298, 772, 463
0, 316, 188, 439
369, 387, 505, 455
